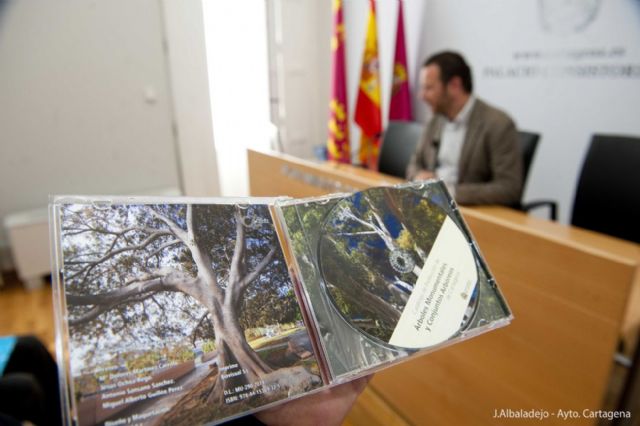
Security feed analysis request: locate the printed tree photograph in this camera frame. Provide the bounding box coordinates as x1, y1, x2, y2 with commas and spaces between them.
279, 183, 509, 362
57, 202, 321, 425
318, 186, 449, 343
279, 195, 409, 379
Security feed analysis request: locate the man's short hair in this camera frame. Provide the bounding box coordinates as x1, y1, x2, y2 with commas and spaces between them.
423, 51, 473, 93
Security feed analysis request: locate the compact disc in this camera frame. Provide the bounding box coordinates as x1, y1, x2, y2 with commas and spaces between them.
317, 186, 479, 350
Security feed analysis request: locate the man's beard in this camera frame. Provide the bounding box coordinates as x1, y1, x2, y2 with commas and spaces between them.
432, 89, 452, 117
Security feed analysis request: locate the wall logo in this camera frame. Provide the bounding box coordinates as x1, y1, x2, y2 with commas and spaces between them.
539, 0, 601, 35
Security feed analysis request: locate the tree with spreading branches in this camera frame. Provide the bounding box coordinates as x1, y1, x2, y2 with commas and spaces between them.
60, 202, 309, 402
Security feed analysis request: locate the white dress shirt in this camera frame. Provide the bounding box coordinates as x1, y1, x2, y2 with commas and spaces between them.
435, 96, 476, 197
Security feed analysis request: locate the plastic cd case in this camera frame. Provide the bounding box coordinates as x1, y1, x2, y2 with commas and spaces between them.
49, 180, 512, 425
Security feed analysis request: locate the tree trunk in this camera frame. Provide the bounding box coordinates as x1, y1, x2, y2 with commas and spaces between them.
206, 304, 272, 405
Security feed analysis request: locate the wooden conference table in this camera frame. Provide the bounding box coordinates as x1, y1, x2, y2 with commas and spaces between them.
247, 149, 640, 425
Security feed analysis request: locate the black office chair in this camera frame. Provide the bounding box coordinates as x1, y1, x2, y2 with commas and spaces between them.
570, 134, 640, 244
517, 131, 558, 220
378, 121, 423, 178
518, 131, 539, 186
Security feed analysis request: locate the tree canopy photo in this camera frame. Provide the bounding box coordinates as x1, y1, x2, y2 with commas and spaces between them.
58, 201, 320, 418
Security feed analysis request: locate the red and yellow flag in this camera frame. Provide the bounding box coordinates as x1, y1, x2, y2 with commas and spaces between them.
355, 0, 382, 169
327, 0, 350, 163
389, 0, 412, 121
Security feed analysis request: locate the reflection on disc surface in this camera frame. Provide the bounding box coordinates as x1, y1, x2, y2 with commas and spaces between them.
317, 186, 479, 349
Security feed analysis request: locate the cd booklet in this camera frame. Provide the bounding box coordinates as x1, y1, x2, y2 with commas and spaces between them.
50, 181, 512, 425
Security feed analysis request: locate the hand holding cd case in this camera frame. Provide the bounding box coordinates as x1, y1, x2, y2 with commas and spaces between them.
50, 181, 512, 425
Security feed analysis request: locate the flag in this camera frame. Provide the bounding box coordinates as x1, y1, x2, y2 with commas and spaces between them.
327, 0, 350, 163
355, 0, 382, 169
389, 0, 412, 121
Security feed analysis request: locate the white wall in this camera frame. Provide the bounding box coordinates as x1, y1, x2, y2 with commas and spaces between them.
0, 1, 181, 255
266, 0, 332, 161
162, 0, 220, 197
203, 0, 271, 196
0, 0, 225, 269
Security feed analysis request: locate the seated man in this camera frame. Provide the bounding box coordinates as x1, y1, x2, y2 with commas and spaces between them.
406, 51, 523, 206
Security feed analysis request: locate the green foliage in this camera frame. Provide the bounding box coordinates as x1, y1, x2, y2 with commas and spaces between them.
201, 340, 216, 353
125, 344, 196, 373
126, 351, 161, 373
240, 287, 299, 330
396, 229, 414, 251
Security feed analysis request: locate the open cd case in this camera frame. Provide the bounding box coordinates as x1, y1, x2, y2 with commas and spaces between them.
49, 181, 512, 425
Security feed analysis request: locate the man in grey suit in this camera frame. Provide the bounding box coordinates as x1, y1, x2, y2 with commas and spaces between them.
406, 51, 523, 206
